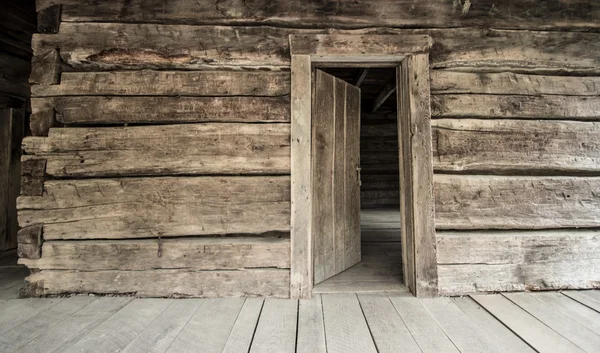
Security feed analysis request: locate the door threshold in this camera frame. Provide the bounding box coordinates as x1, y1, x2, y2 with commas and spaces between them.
313, 281, 410, 295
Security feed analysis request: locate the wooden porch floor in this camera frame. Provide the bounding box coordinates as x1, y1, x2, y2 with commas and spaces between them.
0, 291, 598, 352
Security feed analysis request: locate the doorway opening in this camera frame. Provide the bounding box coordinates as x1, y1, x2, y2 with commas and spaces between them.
310, 67, 406, 294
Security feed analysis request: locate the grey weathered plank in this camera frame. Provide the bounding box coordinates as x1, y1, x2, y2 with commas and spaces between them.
23, 123, 290, 177
290, 34, 431, 56
421, 297, 505, 353
432, 95, 600, 119
222, 298, 264, 353
21, 237, 290, 271
18, 176, 290, 240
32, 71, 291, 97
0, 296, 96, 352
63, 299, 173, 353
389, 297, 459, 353
435, 175, 600, 230
165, 298, 244, 353
41, 0, 600, 31
504, 292, 600, 352
16, 297, 133, 353
296, 296, 327, 353
249, 299, 298, 353
430, 72, 600, 96
321, 294, 377, 353
472, 294, 585, 353
452, 297, 535, 353
290, 54, 312, 299
535, 292, 600, 335
563, 291, 600, 313
0, 298, 64, 335
357, 295, 421, 353
25, 269, 290, 297
32, 96, 291, 125
432, 120, 600, 173
121, 299, 204, 353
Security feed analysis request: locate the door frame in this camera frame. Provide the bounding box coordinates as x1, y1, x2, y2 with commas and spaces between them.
289, 34, 438, 299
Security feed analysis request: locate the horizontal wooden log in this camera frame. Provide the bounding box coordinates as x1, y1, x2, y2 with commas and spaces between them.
38, 0, 600, 31
432, 95, 600, 119
437, 230, 600, 265
430, 72, 600, 95
432, 119, 600, 173
31, 23, 600, 73
31, 71, 291, 97
32, 96, 291, 125
22, 123, 290, 177
18, 176, 291, 239
19, 236, 290, 270
24, 268, 290, 297
435, 175, 600, 230
289, 34, 432, 56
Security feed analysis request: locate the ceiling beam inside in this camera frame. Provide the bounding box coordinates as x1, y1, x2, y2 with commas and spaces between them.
371, 80, 396, 113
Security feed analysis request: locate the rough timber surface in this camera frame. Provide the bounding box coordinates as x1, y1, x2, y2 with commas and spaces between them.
18, 176, 291, 239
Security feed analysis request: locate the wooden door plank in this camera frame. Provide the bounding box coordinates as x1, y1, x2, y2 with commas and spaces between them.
389, 297, 459, 353
563, 291, 600, 313
451, 297, 535, 353
504, 292, 600, 352
531, 292, 600, 336
333, 76, 346, 274
166, 298, 244, 353
357, 295, 421, 353
297, 295, 327, 353
0, 296, 96, 352
312, 69, 336, 284
121, 299, 203, 353
16, 297, 133, 353
0, 109, 10, 251
472, 294, 585, 353
421, 297, 506, 353
63, 298, 173, 353
222, 298, 264, 353
0, 298, 64, 335
321, 294, 377, 353
250, 299, 297, 353
345, 79, 361, 270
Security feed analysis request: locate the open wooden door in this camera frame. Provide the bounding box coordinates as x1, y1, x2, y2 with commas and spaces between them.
312, 69, 361, 285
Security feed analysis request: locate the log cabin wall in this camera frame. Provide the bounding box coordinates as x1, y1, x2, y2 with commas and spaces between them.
19, 0, 600, 297
0, 1, 36, 254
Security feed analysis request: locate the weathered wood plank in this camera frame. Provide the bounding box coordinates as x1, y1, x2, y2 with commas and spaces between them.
563, 291, 600, 313
430, 71, 600, 95
31, 23, 600, 73
321, 294, 378, 353
63, 299, 173, 353
26, 269, 290, 297
504, 292, 600, 352
32, 71, 291, 97
439, 259, 600, 294
37, 0, 600, 31
0, 298, 64, 335
23, 123, 290, 177
20, 237, 290, 270
435, 175, 600, 229
18, 176, 290, 240
357, 295, 421, 353
250, 299, 298, 353
222, 298, 264, 353
432, 95, 600, 119
296, 296, 327, 353
437, 230, 600, 265
432, 119, 600, 173
471, 294, 585, 353
32, 96, 291, 125
121, 299, 203, 353
290, 34, 431, 56
536, 292, 600, 334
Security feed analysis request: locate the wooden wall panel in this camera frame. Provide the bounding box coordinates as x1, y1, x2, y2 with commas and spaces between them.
18, 176, 291, 239
31, 24, 600, 73
25, 268, 291, 297
20, 236, 290, 270
435, 175, 600, 230
32, 96, 291, 125
22, 124, 291, 177
38, 0, 600, 31
432, 119, 600, 174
